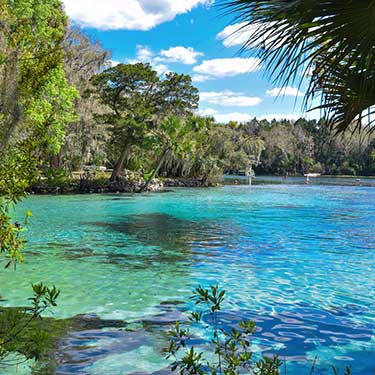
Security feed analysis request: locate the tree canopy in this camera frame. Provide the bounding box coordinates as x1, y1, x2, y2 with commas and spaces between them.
91, 63, 199, 181
0, 0, 77, 265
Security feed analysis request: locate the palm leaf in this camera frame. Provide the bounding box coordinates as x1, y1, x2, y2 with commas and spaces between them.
219, 0, 375, 132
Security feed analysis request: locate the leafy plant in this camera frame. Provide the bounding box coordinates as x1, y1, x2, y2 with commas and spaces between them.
164, 285, 282, 375
0, 284, 60, 368
43, 167, 70, 186
165, 286, 352, 375
220, 0, 375, 133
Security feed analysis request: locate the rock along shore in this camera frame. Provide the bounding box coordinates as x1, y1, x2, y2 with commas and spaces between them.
29, 177, 214, 195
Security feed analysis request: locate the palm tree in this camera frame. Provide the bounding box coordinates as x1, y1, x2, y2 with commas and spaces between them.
139, 116, 196, 192
220, 0, 375, 132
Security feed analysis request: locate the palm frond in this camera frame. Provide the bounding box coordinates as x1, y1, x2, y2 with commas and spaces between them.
219, 0, 375, 132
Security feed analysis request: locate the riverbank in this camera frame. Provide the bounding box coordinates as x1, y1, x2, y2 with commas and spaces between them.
30, 174, 375, 194
29, 177, 214, 195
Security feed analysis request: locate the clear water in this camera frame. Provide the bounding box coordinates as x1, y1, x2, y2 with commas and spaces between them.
2, 185, 375, 374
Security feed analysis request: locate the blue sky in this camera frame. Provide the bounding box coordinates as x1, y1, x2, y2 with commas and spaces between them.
63, 0, 316, 123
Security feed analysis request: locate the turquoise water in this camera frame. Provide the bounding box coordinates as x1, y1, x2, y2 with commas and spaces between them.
2, 185, 375, 374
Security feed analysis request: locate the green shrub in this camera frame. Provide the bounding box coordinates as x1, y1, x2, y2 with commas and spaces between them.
43, 168, 70, 185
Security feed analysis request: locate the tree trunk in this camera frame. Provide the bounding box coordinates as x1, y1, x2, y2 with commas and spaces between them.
50, 152, 63, 169
0, 104, 22, 155
0, 50, 21, 155
138, 150, 167, 193
110, 148, 127, 181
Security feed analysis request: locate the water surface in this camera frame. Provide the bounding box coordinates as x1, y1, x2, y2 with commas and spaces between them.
2, 184, 375, 374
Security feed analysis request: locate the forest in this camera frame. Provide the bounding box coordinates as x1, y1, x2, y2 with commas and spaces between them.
43, 29, 375, 183
2, 24, 373, 196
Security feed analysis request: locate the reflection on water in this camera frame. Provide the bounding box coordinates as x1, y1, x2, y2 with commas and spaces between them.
1, 185, 375, 374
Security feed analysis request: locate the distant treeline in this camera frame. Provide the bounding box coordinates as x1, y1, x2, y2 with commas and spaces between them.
248, 118, 375, 176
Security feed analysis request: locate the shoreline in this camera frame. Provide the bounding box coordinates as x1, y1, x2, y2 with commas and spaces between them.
29, 177, 215, 195
28, 174, 375, 195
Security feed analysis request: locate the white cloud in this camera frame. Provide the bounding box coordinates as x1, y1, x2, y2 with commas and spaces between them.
193, 58, 261, 79
157, 46, 203, 65
266, 87, 304, 97
126, 44, 203, 75
214, 112, 255, 123
126, 45, 155, 63
198, 109, 302, 123
192, 74, 210, 82
136, 45, 154, 61
197, 108, 218, 117
217, 22, 254, 48
126, 45, 170, 75
106, 59, 120, 67
217, 22, 281, 49
63, 0, 213, 31
153, 63, 170, 75
200, 91, 262, 107
197, 108, 255, 123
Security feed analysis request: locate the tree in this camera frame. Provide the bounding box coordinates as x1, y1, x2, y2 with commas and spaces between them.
153, 117, 266, 183
55, 28, 110, 171
157, 115, 220, 181
0, 284, 60, 371
0, 0, 71, 153
139, 116, 198, 192
158, 72, 199, 117
92, 63, 160, 180
200, 122, 265, 177
0, 0, 77, 263
220, 0, 375, 133
92, 64, 199, 182
0, 0, 73, 370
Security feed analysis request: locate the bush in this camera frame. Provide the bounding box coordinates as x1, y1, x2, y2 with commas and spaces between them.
43, 168, 70, 185
338, 161, 357, 176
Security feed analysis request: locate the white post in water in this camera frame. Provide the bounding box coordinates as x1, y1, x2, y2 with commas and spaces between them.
247, 165, 254, 186
304, 173, 321, 184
